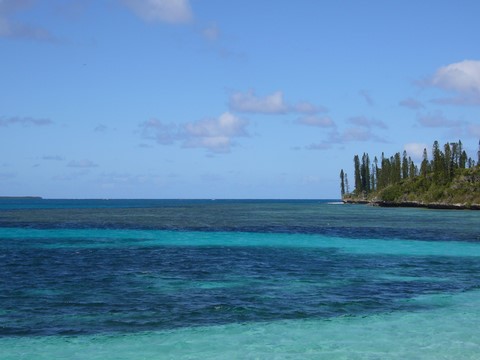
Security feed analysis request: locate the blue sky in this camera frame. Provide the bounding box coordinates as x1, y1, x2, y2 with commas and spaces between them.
1, 0, 480, 199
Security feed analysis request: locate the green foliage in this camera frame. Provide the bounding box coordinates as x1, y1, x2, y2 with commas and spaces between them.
343, 140, 480, 206
340, 169, 345, 197
379, 184, 403, 202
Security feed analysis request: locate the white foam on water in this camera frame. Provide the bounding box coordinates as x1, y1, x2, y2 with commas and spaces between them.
2, 290, 480, 359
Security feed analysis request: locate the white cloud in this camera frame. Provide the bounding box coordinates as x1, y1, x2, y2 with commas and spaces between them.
429, 60, 480, 105
432, 60, 480, 94
229, 90, 289, 114
139, 112, 249, 153
67, 159, 98, 168
229, 89, 327, 116
296, 115, 334, 128
404, 143, 428, 161
182, 112, 248, 153
121, 0, 193, 24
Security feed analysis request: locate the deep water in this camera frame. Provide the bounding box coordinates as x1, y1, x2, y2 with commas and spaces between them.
1, 199, 480, 359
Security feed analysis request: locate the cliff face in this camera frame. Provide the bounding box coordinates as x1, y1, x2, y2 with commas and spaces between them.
344, 167, 480, 210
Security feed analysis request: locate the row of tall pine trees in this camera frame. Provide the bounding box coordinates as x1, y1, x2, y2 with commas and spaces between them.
340, 140, 480, 198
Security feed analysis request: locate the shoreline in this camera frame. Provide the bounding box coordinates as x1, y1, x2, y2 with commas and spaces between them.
343, 198, 480, 210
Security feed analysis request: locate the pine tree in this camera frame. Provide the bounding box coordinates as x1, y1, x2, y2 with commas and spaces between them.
477, 140, 480, 167
402, 150, 409, 179
394, 152, 402, 183
432, 140, 444, 183
361, 153, 370, 194
345, 173, 350, 194
340, 169, 345, 197
451, 142, 459, 170
354, 155, 361, 195
460, 150, 467, 169
408, 157, 416, 178
370, 163, 376, 191
444, 142, 452, 182
420, 148, 429, 177
344, 139, 478, 203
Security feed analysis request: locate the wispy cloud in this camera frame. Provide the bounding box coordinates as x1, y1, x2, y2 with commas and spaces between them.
416, 112, 464, 128
347, 116, 387, 129
0, 172, 16, 180
121, 0, 193, 24
67, 159, 98, 168
98, 172, 161, 187
0, 0, 56, 41
229, 90, 289, 114
42, 155, 65, 161
305, 143, 332, 151
304, 130, 381, 151
229, 89, 327, 115
304, 118, 388, 151
399, 97, 424, 110
53, 0, 92, 20
202, 23, 220, 41
293, 102, 328, 114
182, 112, 249, 153
359, 90, 374, 106
139, 112, 249, 153
338, 127, 386, 142
430, 96, 480, 106
140, 119, 178, 145
53, 170, 90, 181
94, 124, 109, 133
426, 60, 480, 105
296, 115, 335, 128
0, 116, 53, 127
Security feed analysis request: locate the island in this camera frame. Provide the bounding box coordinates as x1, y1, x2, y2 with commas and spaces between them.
0, 196, 43, 200
340, 140, 480, 210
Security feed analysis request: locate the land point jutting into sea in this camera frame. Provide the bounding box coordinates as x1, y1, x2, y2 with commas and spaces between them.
340, 140, 480, 209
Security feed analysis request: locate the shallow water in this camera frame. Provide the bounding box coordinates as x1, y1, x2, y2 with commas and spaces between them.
1, 199, 479, 358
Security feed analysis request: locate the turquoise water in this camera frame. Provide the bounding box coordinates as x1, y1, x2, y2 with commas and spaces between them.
1, 199, 480, 358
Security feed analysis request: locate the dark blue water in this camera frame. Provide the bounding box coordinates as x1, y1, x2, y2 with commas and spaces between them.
1, 199, 480, 339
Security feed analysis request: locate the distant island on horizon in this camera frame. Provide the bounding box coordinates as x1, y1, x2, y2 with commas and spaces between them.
340, 140, 480, 210
0, 196, 43, 200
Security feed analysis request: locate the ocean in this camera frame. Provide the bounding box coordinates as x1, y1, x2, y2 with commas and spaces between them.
1, 199, 480, 359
